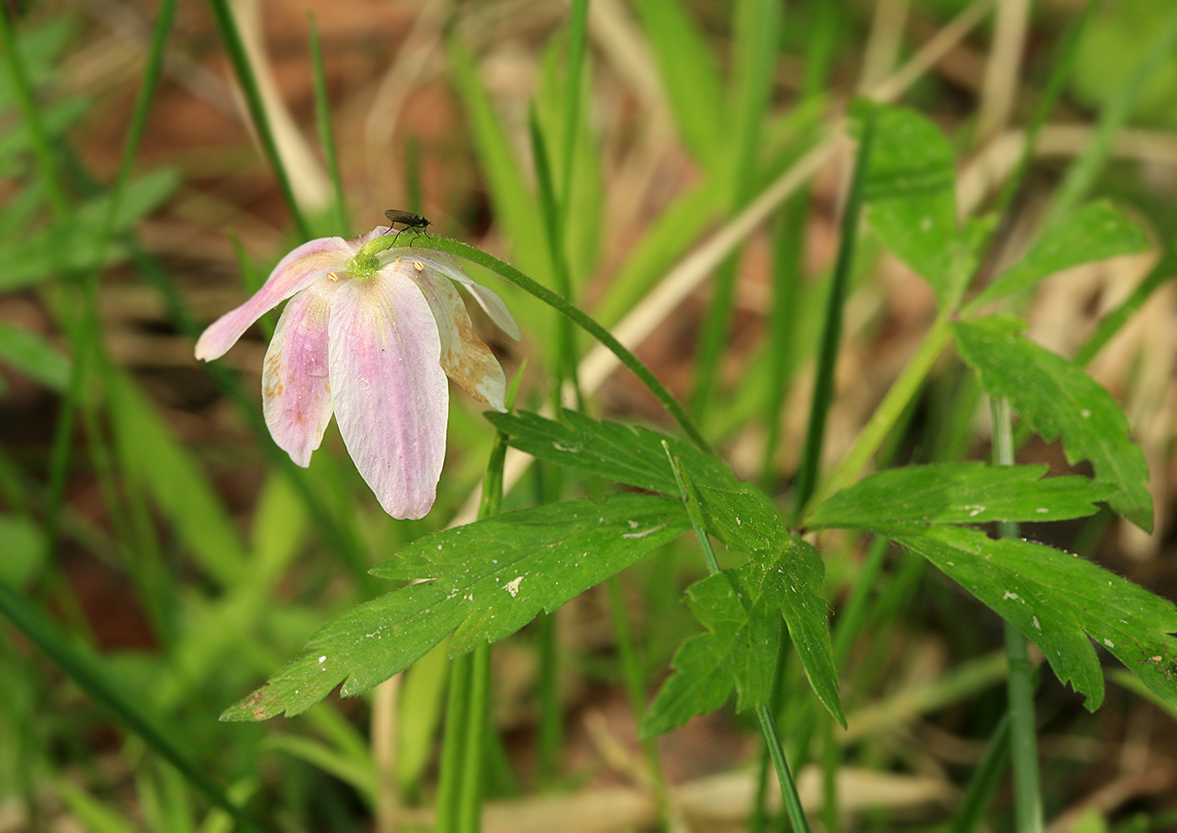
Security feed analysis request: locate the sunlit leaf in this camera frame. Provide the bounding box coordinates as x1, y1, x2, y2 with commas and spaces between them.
895, 526, 1177, 710
954, 317, 1153, 531
222, 495, 688, 720
806, 463, 1113, 532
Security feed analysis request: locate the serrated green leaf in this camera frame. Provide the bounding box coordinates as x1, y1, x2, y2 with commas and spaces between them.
486, 409, 790, 556
860, 105, 961, 304
486, 411, 842, 722
954, 317, 1153, 531
759, 538, 843, 726
223, 495, 687, 720
894, 526, 1177, 711
970, 202, 1150, 309
640, 563, 781, 738
806, 463, 1113, 532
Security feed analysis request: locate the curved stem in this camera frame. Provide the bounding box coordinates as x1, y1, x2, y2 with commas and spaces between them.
407, 237, 710, 453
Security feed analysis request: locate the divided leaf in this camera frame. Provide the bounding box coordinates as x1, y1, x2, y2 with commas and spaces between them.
222, 495, 687, 720
954, 318, 1153, 531
860, 105, 962, 305
640, 564, 780, 739
806, 463, 1113, 533
486, 410, 791, 556
760, 539, 843, 727
970, 201, 1150, 309
489, 410, 841, 724
894, 526, 1177, 711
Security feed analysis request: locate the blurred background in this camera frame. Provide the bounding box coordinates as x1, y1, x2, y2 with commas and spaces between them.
2, 0, 1177, 830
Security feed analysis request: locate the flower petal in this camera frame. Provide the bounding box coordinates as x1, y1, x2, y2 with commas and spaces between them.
409, 251, 522, 340
195, 236, 353, 361
262, 279, 338, 467
329, 266, 448, 520
406, 260, 508, 411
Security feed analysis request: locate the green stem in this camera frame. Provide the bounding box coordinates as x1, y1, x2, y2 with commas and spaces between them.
664, 445, 811, 833
991, 398, 1043, 833
949, 714, 1011, 833
534, 611, 562, 787
809, 314, 952, 511
435, 651, 472, 833
402, 237, 710, 452
606, 578, 673, 824
793, 108, 875, 522
457, 643, 492, 833
440, 394, 514, 832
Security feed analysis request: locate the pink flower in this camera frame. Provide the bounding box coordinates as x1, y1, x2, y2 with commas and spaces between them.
195, 227, 520, 519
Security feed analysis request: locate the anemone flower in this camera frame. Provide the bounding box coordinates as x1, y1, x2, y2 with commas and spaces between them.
195, 227, 520, 519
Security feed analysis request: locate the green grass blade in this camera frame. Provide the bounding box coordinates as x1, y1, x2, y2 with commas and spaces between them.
204, 0, 310, 237
633, 0, 725, 168
690, 0, 782, 417
793, 109, 875, 519
0, 11, 69, 217
0, 583, 267, 833
307, 11, 349, 235
1044, 5, 1177, 229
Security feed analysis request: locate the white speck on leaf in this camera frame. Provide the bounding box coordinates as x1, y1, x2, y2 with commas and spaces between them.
1003, 591, 1019, 601
505, 576, 523, 597
1033, 616, 1041, 630
318, 655, 327, 664
623, 523, 667, 539
1104, 639, 1115, 649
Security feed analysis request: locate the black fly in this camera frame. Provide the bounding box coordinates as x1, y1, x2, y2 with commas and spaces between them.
384, 209, 431, 242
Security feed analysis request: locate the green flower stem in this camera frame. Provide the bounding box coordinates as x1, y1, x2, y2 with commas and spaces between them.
385, 236, 710, 453
664, 444, 811, 833
991, 397, 1043, 833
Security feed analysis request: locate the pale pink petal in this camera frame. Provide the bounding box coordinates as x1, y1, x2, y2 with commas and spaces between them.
195, 237, 353, 361
329, 268, 448, 520
262, 280, 338, 466
405, 260, 508, 411
409, 251, 522, 340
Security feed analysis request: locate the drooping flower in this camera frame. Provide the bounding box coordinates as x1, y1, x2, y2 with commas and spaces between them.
195, 227, 520, 519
